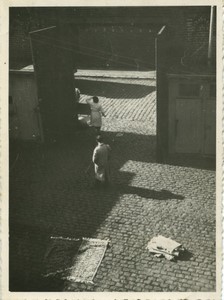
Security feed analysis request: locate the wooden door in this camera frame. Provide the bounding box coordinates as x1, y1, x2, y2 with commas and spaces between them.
203, 83, 216, 155
175, 99, 202, 153
29, 26, 76, 142
203, 100, 216, 155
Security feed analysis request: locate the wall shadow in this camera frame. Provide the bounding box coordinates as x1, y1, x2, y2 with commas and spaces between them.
8, 129, 152, 291
165, 155, 216, 171
9, 223, 64, 291
76, 79, 155, 99
9, 127, 211, 291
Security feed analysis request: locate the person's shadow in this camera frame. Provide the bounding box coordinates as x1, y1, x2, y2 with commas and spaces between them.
110, 184, 184, 201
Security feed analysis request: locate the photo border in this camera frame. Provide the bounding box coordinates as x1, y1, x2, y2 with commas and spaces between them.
1, 1, 222, 299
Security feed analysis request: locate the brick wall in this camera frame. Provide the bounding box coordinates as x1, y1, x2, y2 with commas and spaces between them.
182, 7, 216, 67
9, 7, 215, 70
9, 19, 33, 68
76, 24, 158, 70
9, 8, 56, 68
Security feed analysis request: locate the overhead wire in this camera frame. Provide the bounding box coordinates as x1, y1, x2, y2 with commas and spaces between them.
30, 31, 156, 69
30, 26, 212, 75
30, 36, 152, 70
31, 33, 154, 68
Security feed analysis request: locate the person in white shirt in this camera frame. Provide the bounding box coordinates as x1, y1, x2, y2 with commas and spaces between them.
86, 96, 106, 134
92, 135, 111, 187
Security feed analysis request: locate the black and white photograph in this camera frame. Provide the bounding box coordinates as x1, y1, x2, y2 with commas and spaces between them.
1, 1, 222, 299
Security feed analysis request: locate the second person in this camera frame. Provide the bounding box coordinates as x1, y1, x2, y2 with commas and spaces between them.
86, 96, 106, 134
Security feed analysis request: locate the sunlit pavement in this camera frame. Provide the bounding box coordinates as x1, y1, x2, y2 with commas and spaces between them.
9, 76, 216, 292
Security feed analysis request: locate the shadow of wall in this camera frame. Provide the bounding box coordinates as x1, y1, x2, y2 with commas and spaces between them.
75, 79, 155, 99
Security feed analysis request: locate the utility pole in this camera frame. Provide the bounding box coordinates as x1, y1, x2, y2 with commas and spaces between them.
208, 6, 214, 67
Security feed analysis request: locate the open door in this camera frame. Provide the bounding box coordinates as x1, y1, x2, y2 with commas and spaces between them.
30, 26, 77, 142
155, 26, 170, 162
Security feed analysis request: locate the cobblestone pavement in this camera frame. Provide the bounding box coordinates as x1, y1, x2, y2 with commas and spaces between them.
9, 77, 216, 292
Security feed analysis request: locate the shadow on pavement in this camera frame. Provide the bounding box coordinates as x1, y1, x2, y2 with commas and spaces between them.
178, 249, 194, 261
76, 78, 155, 99
9, 223, 65, 291
9, 129, 154, 291
116, 185, 184, 200
165, 155, 215, 171
9, 128, 212, 291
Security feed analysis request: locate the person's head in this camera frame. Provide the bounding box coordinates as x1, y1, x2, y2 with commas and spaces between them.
93, 96, 99, 103
96, 135, 104, 144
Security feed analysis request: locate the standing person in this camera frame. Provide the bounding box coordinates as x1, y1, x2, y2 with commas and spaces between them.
86, 96, 106, 134
92, 135, 111, 187
74, 87, 81, 102
72, 87, 81, 127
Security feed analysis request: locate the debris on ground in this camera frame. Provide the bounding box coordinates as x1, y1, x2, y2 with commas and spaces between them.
147, 235, 185, 261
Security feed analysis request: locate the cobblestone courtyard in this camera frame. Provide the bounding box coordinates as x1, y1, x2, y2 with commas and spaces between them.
9, 76, 216, 292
